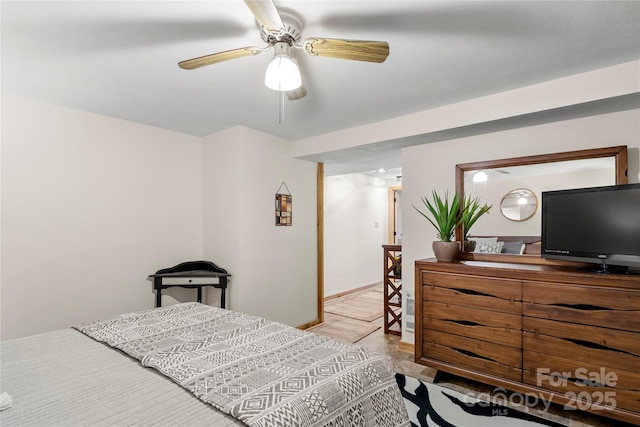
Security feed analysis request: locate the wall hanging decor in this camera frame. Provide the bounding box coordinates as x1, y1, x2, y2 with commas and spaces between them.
275, 181, 292, 226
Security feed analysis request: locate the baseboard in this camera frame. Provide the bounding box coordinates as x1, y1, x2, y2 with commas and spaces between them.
324, 281, 382, 301
398, 340, 414, 354
297, 318, 321, 330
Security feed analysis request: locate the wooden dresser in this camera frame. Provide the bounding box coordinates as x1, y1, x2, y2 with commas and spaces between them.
415, 258, 640, 424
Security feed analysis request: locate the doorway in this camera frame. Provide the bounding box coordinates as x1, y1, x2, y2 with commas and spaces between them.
316, 167, 402, 328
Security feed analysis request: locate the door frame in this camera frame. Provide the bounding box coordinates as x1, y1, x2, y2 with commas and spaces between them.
388, 186, 402, 244
297, 163, 324, 330
316, 163, 324, 325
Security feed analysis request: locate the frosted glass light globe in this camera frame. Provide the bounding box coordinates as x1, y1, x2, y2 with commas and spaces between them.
265, 55, 301, 91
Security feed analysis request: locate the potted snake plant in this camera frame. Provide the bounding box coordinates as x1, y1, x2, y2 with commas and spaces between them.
413, 190, 463, 262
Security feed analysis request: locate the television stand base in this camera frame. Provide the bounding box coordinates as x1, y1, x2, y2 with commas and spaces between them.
579, 264, 634, 275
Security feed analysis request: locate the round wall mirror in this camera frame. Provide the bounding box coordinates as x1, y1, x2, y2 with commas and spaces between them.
500, 189, 537, 221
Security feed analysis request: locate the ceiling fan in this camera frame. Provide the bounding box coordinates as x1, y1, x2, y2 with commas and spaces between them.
178, 0, 390, 101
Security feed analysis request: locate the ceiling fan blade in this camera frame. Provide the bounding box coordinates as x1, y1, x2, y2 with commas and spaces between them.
244, 0, 284, 35
287, 84, 307, 101
178, 47, 262, 70
303, 38, 389, 63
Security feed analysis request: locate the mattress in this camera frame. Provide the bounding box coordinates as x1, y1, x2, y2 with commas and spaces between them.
0, 328, 245, 426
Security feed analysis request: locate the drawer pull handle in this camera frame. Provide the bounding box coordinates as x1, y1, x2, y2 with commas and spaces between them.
449, 319, 481, 327
454, 347, 494, 362
550, 303, 611, 311
451, 288, 492, 297
564, 338, 631, 356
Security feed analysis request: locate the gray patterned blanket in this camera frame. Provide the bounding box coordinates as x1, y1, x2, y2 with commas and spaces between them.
75, 303, 410, 427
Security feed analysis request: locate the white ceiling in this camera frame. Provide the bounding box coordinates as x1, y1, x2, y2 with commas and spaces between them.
3, 1, 639, 175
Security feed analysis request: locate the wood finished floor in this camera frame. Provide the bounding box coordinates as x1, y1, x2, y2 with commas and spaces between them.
321, 286, 632, 427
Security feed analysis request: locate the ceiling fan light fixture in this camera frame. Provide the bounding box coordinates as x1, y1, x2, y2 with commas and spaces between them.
265, 42, 301, 91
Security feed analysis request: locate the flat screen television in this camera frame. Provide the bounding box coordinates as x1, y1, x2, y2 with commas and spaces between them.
541, 183, 640, 274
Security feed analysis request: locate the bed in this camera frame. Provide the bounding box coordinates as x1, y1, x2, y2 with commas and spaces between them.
0, 303, 410, 427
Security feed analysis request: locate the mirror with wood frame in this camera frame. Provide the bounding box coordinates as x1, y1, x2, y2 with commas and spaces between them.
455, 146, 628, 264
500, 188, 537, 222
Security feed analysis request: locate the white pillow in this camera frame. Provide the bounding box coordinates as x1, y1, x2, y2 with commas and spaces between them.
476, 241, 505, 254
470, 237, 499, 253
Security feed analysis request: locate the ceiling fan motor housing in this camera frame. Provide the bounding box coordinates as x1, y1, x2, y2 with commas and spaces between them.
259, 8, 304, 46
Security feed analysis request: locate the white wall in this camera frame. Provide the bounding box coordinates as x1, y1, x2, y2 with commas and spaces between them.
467, 168, 614, 237
402, 109, 640, 345
324, 173, 389, 297
1, 96, 203, 339
202, 127, 318, 327
201, 127, 241, 311
2, 101, 320, 340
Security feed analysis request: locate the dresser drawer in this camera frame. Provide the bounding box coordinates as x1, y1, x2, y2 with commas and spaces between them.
524, 350, 640, 413
423, 301, 521, 348
523, 282, 640, 332
422, 272, 521, 314
523, 317, 640, 373
423, 329, 522, 381
162, 277, 221, 285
